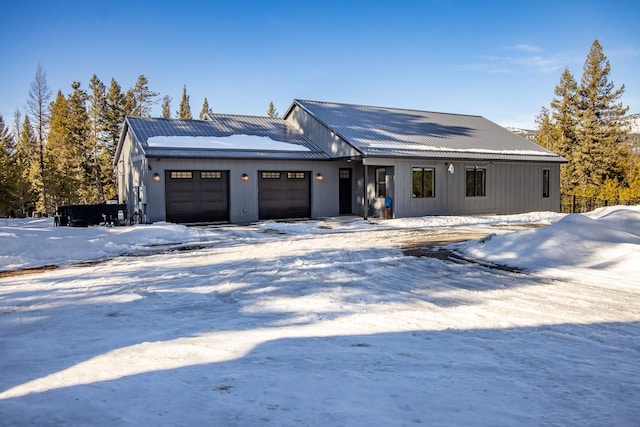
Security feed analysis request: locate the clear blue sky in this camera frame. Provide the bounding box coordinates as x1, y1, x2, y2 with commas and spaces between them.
2, 0, 639, 130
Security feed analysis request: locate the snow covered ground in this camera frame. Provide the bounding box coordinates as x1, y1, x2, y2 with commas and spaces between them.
0, 207, 639, 426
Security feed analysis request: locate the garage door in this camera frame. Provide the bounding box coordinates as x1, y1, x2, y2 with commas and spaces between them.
165, 170, 229, 223
258, 171, 311, 220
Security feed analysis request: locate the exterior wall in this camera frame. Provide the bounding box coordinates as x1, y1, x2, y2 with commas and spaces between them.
116, 129, 148, 220
364, 158, 561, 218
135, 157, 355, 224
285, 105, 361, 158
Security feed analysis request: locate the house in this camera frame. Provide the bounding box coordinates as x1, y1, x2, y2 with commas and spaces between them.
114, 100, 566, 224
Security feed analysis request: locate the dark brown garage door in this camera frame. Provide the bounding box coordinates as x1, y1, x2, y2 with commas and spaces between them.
258, 171, 311, 220
165, 170, 229, 223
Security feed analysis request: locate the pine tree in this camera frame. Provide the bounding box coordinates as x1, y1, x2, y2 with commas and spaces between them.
538, 39, 630, 198
63, 81, 93, 203
128, 75, 158, 117
104, 78, 125, 157
574, 39, 629, 194
14, 116, 38, 216
162, 95, 172, 118
45, 90, 77, 208
178, 85, 192, 119
267, 101, 279, 118
88, 75, 107, 202
0, 114, 17, 216
199, 97, 213, 120
550, 68, 580, 194
26, 63, 52, 212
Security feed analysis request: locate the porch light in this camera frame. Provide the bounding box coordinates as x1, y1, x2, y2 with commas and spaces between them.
241, 173, 249, 182
152, 173, 161, 182
316, 173, 323, 181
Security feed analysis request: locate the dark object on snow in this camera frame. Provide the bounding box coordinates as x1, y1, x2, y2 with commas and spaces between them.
57, 204, 127, 227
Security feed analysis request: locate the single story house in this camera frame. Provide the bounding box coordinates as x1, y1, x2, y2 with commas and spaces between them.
114, 99, 566, 224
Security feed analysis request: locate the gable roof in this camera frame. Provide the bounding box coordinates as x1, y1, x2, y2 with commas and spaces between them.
117, 115, 329, 161
288, 100, 566, 163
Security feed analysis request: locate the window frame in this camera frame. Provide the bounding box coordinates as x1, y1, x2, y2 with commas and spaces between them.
412, 167, 436, 198
465, 168, 486, 197
200, 171, 222, 179
375, 168, 386, 198
542, 169, 550, 198
170, 171, 193, 179
261, 171, 281, 179
287, 172, 306, 179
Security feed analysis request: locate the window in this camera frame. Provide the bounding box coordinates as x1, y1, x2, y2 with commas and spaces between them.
375, 168, 386, 198
542, 169, 550, 198
287, 172, 305, 179
201, 171, 222, 179
261, 172, 281, 179
170, 171, 193, 179
465, 168, 486, 197
412, 167, 435, 198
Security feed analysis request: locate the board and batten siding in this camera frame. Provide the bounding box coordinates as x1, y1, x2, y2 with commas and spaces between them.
366, 159, 560, 218
117, 129, 148, 219
285, 105, 361, 158
138, 157, 354, 223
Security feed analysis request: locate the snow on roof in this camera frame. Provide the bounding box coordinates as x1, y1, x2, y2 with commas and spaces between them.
123, 116, 328, 160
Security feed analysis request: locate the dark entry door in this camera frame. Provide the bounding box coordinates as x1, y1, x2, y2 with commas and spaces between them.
165, 170, 229, 223
339, 168, 352, 214
258, 171, 311, 219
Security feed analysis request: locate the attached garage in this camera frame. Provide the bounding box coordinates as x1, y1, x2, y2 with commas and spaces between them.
258, 171, 311, 220
165, 170, 229, 223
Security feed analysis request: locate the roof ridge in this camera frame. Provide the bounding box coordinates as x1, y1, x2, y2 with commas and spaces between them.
206, 112, 285, 121
294, 99, 484, 119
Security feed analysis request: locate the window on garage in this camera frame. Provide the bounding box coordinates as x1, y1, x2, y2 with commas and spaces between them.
258, 171, 310, 220
165, 170, 229, 223
170, 171, 193, 179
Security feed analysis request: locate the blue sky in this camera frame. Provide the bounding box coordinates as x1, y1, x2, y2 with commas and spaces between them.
2, 0, 639, 130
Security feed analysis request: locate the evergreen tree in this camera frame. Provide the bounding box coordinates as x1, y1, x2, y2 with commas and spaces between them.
267, 101, 279, 118
88, 75, 107, 202
162, 95, 172, 118
26, 63, 52, 212
104, 78, 125, 157
199, 97, 213, 119
178, 85, 192, 119
0, 114, 17, 216
67, 81, 93, 203
537, 39, 630, 198
45, 90, 78, 208
551, 68, 580, 194
573, 39, 629, 194
128, 75, 158, 117
14, 116, 38, 216
100, 79, 126, 202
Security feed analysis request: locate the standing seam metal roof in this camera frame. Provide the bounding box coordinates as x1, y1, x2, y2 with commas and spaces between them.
126, 115, 330, 160
291, 100, 566, 162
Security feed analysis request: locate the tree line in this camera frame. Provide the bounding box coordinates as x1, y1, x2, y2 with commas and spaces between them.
0, 67, 281, 217
535, 39, 639, 201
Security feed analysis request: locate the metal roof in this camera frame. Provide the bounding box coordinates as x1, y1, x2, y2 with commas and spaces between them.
125, 115, 330, 160
290, 100, 566, 163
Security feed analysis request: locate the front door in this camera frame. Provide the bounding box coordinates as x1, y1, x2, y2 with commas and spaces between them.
339, 168, 352, 214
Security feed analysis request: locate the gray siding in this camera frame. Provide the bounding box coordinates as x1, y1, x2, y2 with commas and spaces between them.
133, 156, 354, 223
364, 159, 561, 218
117, 129, 148, 220
285, 105, 361, 158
